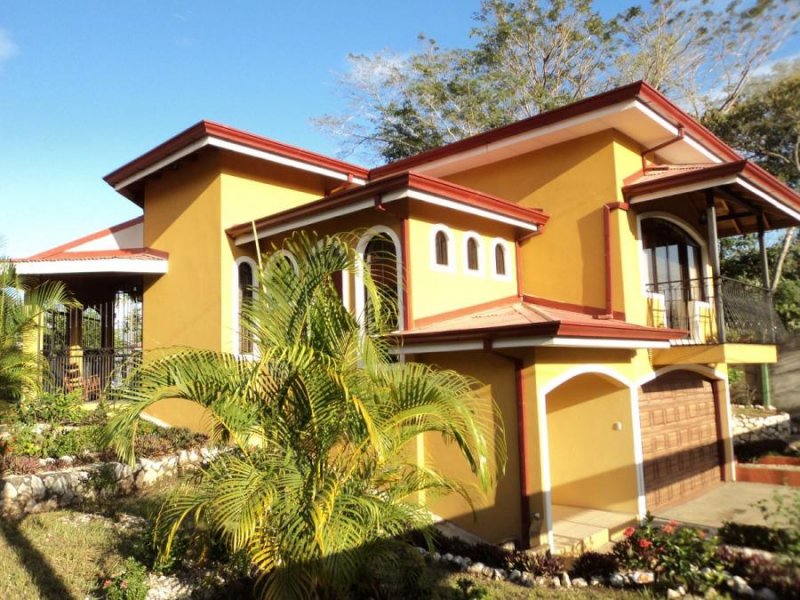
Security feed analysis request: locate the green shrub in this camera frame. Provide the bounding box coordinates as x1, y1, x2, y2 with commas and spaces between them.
570, 550, 619, 579
15, 391, 84, 425
506, 549, 565, 577
613, 517, 723, 593
48, 425, 102, 457
719, 521, 794, 553
757, 490, 800, 563
101, 557, 149, 600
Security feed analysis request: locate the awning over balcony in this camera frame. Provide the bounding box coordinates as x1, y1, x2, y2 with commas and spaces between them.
623, 160, 800, 236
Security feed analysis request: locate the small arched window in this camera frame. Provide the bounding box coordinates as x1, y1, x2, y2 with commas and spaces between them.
494, 244, 507, 276
238, 261, 254, 355
465, 235, 481, 273
435, 230, 449, 266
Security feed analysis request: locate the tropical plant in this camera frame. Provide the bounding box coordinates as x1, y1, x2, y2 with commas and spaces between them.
103, 231, 506, 600
0, 257, 76, 402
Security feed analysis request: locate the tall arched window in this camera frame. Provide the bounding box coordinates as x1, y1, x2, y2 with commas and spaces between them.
435, 230, 449, 266
237, 260, 255, 355
641, 218, 704, 297
494, 243, 507, 276
364, 233, 398, 330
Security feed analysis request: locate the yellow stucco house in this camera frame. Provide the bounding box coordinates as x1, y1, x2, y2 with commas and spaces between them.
15, 81, 800, 552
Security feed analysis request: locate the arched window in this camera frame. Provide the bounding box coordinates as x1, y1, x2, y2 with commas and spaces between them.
435, 231, 449, 266
494, 243, 507, 276
641, 218, 704, 297
464, 233, 482, 274
364, 233, 398, 330
236, 259, 256, 355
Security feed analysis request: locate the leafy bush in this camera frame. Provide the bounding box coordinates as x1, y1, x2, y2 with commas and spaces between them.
14, 391, 84, 425
506, 549, 565, 577
613, 517, 723, 593
718, 546, 800, 599
48, 425, 102, 457
101, 557, 149, 600
734, 439, 794, 463
570, 551, 619, 579
350, 544, 430, 600
719, 521, 794, 553
131, 424, 208, 459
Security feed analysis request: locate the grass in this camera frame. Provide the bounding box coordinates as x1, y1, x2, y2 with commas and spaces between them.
0, 475, 655, 599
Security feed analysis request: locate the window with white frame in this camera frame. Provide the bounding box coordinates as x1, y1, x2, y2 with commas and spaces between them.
234, 257, 258, 356
430, 224, 454, 272
464, 232, 483, 274
492, 239, 511, 279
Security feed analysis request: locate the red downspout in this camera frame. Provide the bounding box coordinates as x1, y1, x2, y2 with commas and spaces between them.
600, 202, 629, 320
400, 218, 412, 330
484, 339, 531, 549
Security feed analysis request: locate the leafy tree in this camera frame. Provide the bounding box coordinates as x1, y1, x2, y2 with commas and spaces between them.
103, 232, 505, 600
0, 257, 76, 402
317, 0, 798, 162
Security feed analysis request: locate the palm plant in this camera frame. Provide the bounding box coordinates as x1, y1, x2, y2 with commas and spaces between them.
0, 256, 75, 403
104, 231, 506, 599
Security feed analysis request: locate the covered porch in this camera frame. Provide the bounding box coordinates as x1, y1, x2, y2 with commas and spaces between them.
13, 217, 166, 399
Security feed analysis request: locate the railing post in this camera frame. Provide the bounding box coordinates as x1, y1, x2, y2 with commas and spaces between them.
706, 191, 726, 343
757, 211, 774, 407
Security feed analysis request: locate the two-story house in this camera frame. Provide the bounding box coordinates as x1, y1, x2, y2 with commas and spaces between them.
15, 81, 799, 552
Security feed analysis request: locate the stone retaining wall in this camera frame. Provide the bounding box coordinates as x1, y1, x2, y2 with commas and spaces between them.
0, 446, 220, 519
732, 408, 791, 444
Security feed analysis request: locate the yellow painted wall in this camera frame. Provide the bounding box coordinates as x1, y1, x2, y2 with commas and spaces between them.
546, 374, 639, 514
142, 151, 224, 351
446, 131, 622, 312
219, 153, 326, 352
418, 351, 524, 544
409, 218, 518, 320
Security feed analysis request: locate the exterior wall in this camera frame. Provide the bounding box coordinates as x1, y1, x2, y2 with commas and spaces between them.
408, 217, 518, 321
546, 374, 639, 514
219, 154, 325, 353
445, 131, 622, 312
142, 151, 223, 351
417, 351, 523, 545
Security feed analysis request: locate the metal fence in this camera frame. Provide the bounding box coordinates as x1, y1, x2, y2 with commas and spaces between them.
646, 277, 786, 346
41, 291, 142, 400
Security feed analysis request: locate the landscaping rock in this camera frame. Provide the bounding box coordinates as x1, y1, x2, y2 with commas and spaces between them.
572, 577, 588, 588
508, 569, 522, 582
466, 561, 484, 575
667, 589, 682, 599
630, 570, 655, 585
560, 572, 571, 588
609, 572, 626, 588
589, 575, 604, 586
754, 588, 778, 600
520, 572, 534, 587
728, 575, 754, 597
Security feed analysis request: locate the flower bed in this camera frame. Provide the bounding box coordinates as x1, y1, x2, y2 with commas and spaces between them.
736, 457, 800, 487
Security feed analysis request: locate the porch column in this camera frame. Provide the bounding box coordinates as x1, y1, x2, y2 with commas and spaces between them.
757, 211, 773, 406
706, 191, 726, 343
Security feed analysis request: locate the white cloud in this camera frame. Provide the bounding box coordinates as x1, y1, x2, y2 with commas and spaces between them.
0, 28, 19, 64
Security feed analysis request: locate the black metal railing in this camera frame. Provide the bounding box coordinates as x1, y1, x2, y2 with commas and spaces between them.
645, 277, 786, 346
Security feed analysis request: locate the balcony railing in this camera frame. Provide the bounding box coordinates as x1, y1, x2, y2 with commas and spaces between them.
645, 277, 787, 346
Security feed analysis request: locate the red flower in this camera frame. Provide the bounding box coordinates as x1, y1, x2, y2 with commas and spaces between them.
698, 530, 707, 539
102, 580, 112, 589
638, 538, 652, 549
623, 527, 636, 538
662, 524, 675, 535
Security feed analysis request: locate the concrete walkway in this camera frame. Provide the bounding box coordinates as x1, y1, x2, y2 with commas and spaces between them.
652, 482, 791, 529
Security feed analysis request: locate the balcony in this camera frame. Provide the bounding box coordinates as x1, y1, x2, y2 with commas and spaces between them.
646, 277, 786, 347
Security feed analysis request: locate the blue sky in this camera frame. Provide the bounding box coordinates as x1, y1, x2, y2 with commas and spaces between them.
1, 1, 797, 258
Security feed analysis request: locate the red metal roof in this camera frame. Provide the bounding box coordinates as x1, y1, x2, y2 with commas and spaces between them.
397, 296, 685, 344
370, 81, 742, 179
15, 248, 168, 263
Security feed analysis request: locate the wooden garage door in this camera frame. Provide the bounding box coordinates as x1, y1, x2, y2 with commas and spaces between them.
639, 371, 723, 509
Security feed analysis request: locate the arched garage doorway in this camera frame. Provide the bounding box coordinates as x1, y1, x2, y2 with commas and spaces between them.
638, 369, 725, 510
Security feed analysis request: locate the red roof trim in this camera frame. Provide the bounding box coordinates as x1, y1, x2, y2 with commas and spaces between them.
226, 171, 549, 239
370, 81, 742, 178
25, 217, 144, 260
16, 248, 168, 262
104, 120, 369, 189
413, 296, 519, 329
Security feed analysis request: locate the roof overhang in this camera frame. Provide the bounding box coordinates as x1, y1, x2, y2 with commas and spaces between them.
623, 160, 800, 231
393, 335, 672, 355
15, 254, 168, 275
227, 171, 549, 245
370, 81, 738, 180
104, 121, 369, 205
